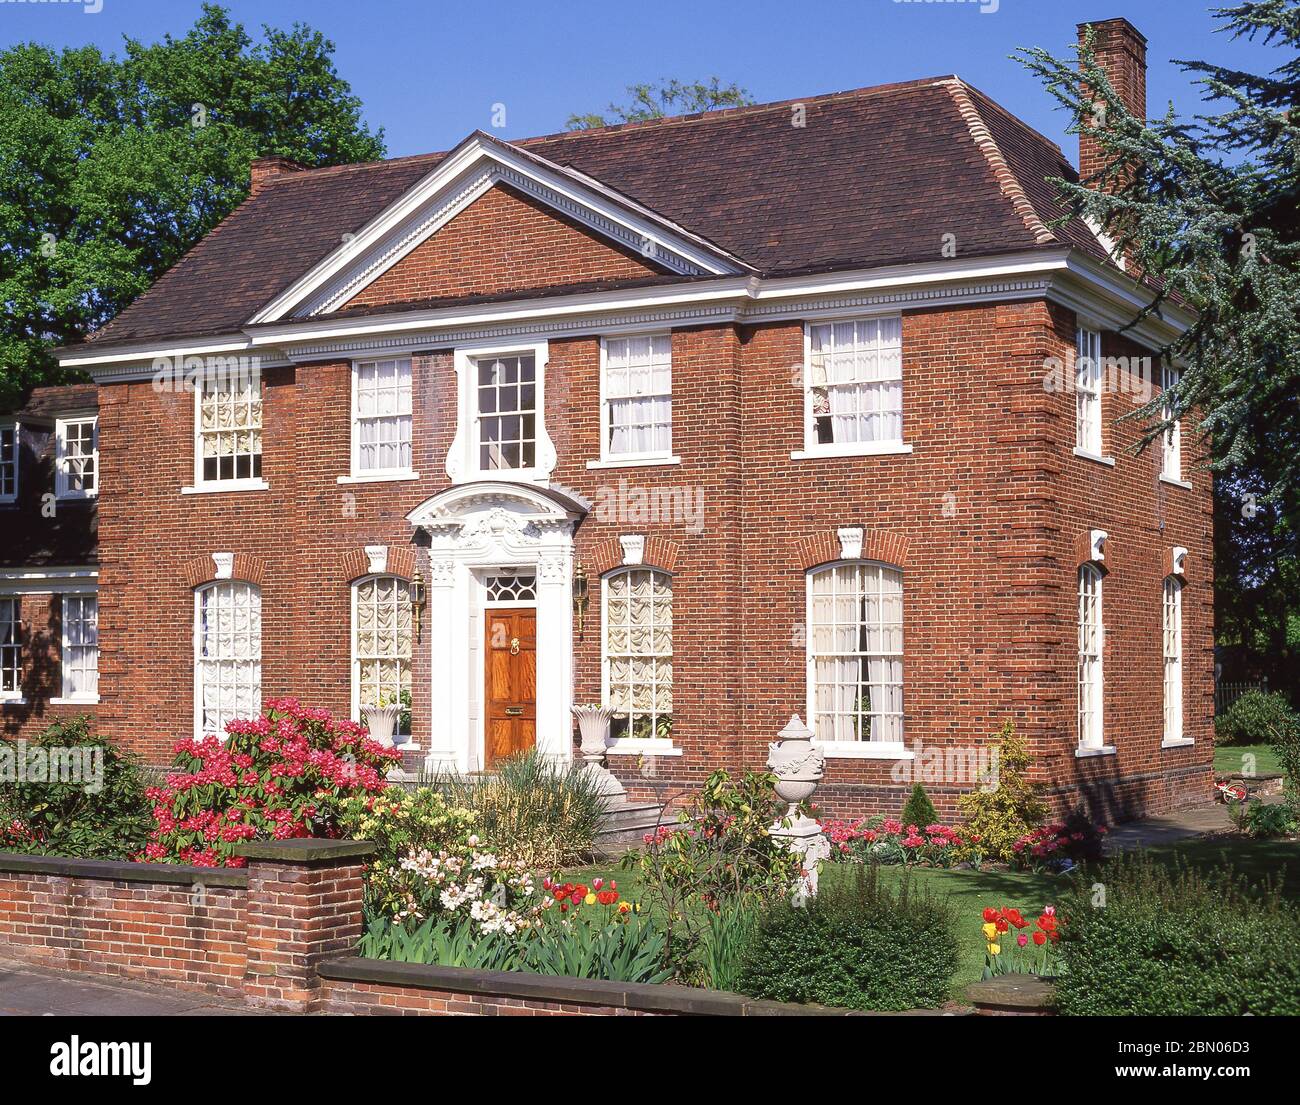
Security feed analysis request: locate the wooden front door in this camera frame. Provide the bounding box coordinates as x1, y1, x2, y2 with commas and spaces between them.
484, 608, 537, 767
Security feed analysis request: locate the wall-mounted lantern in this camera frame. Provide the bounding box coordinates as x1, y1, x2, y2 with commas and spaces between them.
409, 568, 427, 641
573, 562, 590, 635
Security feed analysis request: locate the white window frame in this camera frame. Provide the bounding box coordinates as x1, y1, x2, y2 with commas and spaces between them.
597, 333, 677, 466
1076, 564, 1111, 754
193, 580, 262, 740
1162, 576, 1187, 746
57, 593, 99, 704
0, 421, 19, 504
1160, 365, 1184, 485
0, 595, 21, 701
350, 573, 413, 738
601, 567, 677, 753
449, 339, 555, 484
793, 315, 911, 461
55, 413, 98, 501
1074, 326, 1105, 459
186, 368, 268, 494
347, 358, 417, 481
805, 560, 911, 759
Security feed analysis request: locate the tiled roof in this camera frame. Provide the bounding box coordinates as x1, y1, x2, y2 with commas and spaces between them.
80, 77, 1102, 351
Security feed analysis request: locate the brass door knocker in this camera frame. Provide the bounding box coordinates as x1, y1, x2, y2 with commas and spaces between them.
509, 636, 520, 655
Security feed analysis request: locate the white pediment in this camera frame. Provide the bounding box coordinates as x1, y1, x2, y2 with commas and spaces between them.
248, 132, 748, 325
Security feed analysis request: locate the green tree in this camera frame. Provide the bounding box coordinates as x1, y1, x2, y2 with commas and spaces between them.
1016, 1, 1300, 695
0, 3, 385, 408
566, 77, 752, 130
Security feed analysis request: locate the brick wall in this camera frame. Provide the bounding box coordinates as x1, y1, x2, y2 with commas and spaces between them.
343, 183, 666, 310
83, 288, 1213, 819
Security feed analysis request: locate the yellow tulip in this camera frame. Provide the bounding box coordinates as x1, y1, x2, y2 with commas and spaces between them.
981, 922, 998, 940
584, 893, 597, 905
987, 943, 1001, 956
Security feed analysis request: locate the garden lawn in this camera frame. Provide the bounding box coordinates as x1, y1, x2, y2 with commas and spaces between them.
1144, 834, 1300, 900
1213, 743, 1283, 777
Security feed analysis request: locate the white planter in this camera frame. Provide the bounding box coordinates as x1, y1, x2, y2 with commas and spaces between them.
767, 714, 825, 816
362, 704, 403, 748
571, 704, 614, 765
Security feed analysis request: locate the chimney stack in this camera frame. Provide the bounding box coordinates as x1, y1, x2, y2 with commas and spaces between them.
1076, 18, 1147, 180
249, 155, 306, 193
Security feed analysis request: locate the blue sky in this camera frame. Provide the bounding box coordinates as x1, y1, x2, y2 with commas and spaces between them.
0, 0, 1284, 162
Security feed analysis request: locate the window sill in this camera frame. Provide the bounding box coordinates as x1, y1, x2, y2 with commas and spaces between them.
586, 456, 681, 470
605, 738, 683, 758
0, 696, 29, 707
49, 696, 100, 706
337, 472, 420, 484
1161, 737, 1195, 749
1075, 744, 1117, 759
791, 442, 913, 461
182, 478, 270, 495
813, 741, 914, 760
1072, 447, 1115, 468
1159, 474, 1193, 490
55, 494, 97, 503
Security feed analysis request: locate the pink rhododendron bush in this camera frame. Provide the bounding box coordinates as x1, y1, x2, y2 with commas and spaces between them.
141, 698, 400, 868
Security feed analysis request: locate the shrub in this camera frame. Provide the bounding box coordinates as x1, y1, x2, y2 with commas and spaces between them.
1266, 703, 1300, 819
142, 698, 399, 867
1010, 810, 1107, 872
433, 750, 605, 869
1243, 801, 1297, 839
955, 722, 1047, 864
0, 716, 152, 859
1054, 855, 1300, 1016
901, 783, 938, 828
736, 865, 958, 1011
1215, 689, 1298, 747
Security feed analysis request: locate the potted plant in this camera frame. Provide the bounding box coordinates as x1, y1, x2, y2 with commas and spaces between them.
363, 692, 403, 748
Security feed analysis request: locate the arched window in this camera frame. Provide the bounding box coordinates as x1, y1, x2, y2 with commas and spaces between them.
603, 568, 672, 742
195, 580, 261, 739
352, 575, 412, 732
807, 561, 904, 745
1077, 565, 1105, 749
1163, 576, 1183, 744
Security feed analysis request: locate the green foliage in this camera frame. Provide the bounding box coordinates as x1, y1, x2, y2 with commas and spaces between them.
736, 865, 958, 1011
1244, 800, 1297, 838
359, 906, 671, 985
955, 722, 1047, 863
1216, 690, 1300, 746
567, 77, 752, 130
696, 899, 761, 992
0, 716, 152, 859
0, 2, 385, 406
432, 750, 605, 869
901, 783, 938, 828
1055, 854, 1300, 1016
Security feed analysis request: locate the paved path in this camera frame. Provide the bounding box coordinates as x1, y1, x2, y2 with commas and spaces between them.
0, 961, 259, 1016
1103, 796, 1281, 853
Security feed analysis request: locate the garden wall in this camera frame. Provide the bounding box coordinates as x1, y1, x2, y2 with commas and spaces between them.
0, 840, 867, 1016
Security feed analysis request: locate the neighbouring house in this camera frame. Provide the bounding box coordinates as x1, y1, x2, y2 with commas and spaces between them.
3, 17, 1211, 821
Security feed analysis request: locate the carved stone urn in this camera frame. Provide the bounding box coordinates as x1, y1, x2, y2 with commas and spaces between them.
767, 714, 831, 904
571, 704, 626, 803
362, 704, 402, 748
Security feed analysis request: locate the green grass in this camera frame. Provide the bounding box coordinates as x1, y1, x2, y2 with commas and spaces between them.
562, 832, 1300, 1001
1214, 742, 1283, 777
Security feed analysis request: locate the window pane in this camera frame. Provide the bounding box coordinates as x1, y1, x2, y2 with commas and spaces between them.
199, 371, 262, 483
196, 582, 262, 737
354, 576, 412, 731
807, 319, 903, 446
604, 569, 673, 740
605, 337, 672, 456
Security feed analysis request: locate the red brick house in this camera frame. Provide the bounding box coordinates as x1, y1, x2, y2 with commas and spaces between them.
5, 17, 1211, 821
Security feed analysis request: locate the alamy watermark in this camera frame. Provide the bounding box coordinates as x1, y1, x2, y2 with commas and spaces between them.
0, 739, 104, 794
2, 0, 102, 13
894, 0, 1000, 14
889, 739, 1000, 792
592, 477, 705, 534
151, 354, 260, 395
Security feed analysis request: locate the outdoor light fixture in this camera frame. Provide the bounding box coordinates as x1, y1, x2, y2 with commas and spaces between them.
409, 567, 427, 641
573, 562, 589, 635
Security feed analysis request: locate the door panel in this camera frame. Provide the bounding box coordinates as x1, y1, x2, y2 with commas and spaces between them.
484, 608, 537, 768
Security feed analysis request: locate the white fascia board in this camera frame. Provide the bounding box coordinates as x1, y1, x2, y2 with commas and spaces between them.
57, 335, 251, 370
247, 134, 745, 326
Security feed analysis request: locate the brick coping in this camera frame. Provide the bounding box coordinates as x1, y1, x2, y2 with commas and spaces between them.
0, 851, 248, 888
317, 956, 947, 1016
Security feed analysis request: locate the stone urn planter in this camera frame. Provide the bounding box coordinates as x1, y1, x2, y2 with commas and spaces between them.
571, 703, 626, 803
767, 715, 830, 904
362, 704, 403, 748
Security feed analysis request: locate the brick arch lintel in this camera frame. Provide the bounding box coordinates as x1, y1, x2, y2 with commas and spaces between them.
1073, 528, 1113, 573
587, 535, 681, 577
182, 552, 267, 589
342, 545, 417, 584
798, 528, 911, 572
1162, 544, 1190, 580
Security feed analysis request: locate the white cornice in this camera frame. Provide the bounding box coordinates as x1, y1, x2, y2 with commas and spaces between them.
57, 249, 1193, 381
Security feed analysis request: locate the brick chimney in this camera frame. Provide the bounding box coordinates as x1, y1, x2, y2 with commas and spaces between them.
1076, 18, 1147, 180
249, 155, 306, 193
